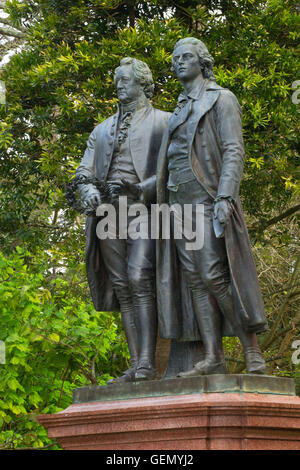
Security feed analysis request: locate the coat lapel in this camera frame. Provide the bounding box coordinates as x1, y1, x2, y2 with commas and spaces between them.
167, 98, 193, 135
100, 111, 118, 178
186, 86, 220, 152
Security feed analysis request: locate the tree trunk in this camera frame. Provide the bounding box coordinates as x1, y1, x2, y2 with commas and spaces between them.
128, 0, 135, 28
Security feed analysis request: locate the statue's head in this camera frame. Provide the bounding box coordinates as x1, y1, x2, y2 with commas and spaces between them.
172, 37, 215, 82
114, 57, 154, 104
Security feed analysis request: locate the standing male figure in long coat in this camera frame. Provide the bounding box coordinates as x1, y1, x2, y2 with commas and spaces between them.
76, 57, 170, 382
156, 37, 268, 376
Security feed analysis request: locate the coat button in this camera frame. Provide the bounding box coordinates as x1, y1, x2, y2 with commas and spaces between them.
198, 128, 204, 134
106, 151, 111, 156
209, 168, 215, 175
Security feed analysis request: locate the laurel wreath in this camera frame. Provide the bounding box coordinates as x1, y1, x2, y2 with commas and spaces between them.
65, 175, 110, 215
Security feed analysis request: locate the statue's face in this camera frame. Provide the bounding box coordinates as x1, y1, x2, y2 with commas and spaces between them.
115, 65, 143, 104
172, 44, 202, 82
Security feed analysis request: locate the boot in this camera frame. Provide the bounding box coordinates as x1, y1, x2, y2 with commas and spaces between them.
107, 299, 139, 385
178, 360, 227, 377
244, 347, 267, 374
135, 363, 157, 381
106, 365, 136, 385
133, 287, 158, 381
215, 287, 267, 374
178, 290, 227, 378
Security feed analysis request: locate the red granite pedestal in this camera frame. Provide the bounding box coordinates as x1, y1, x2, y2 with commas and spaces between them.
38, 378, 300, 450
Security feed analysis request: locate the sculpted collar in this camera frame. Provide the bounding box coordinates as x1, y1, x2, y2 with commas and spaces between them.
178, 78, 219, 102
119, 95, 150, 115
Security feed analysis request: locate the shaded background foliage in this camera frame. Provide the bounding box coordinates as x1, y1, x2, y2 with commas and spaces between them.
0, 0, 299, 449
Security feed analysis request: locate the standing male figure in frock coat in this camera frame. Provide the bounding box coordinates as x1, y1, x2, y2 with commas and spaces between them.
76, 58, 170, 383
156, 37, 268, 376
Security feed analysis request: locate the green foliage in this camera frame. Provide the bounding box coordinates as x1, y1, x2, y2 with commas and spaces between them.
0, 248, 128, 449
0, 0, 298, 252
0, 0, 299, 448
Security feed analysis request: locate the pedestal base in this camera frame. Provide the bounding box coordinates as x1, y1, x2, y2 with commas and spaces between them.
37, 375, 300, 450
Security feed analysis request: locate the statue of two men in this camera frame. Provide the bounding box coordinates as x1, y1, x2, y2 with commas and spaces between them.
75, 37, 268, 384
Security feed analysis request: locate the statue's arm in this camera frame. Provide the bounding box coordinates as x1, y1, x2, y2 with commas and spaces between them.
212, 90, 245, 232
215, 90, 245, 202
76, 127, 101, 205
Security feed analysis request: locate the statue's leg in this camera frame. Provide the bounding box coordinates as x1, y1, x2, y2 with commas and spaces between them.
167, 227, 227, 376
131, 280, 157, 380
99, 238, 139, 383
213, 288, 267, 374
178, 287, 227, 377
113, 288, 140, 378
167, 184, 227, 376
190, 204, 267, 375
127, 236, 157, 381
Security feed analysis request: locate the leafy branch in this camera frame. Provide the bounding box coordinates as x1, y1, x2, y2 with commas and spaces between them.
0, 24, 25, 38
250, 204, 300, 237
261, 253, 300, 351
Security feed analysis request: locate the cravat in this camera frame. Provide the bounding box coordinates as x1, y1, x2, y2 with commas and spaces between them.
117, 111, 133, 145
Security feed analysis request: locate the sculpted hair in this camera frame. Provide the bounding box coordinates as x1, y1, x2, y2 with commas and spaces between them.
114, 57, 155, 99
172, 37, 216, 81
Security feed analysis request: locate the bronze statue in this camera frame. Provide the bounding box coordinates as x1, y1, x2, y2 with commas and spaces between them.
75, 57, 170, 383
156, 37, 268, 376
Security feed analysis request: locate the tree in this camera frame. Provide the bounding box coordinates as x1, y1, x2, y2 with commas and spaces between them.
0, 1, 27, 70
0, 247, 129, 449
0, 1, 26, 39
0, 0, 299, 448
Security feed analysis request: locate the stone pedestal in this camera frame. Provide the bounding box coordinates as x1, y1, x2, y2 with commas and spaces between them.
37, 375, 300, 450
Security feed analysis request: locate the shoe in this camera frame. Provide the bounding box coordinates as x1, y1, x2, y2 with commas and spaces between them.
185, 289, 225, 378
135, 363, 157, 381
244, 347, 267, 374
106, 366, 136, 385
177, 359, 228, 378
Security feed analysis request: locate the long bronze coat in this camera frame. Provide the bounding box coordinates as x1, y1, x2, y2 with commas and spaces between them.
76, 102, 170, 311
156, 80, 268, 341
